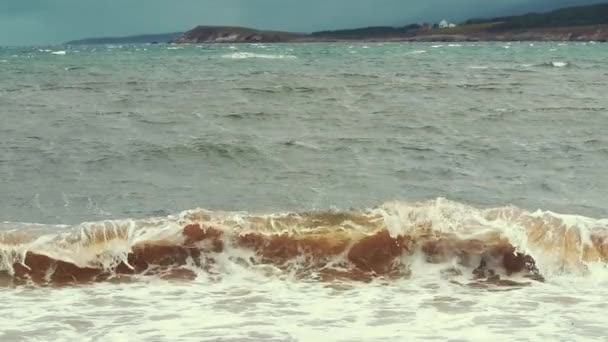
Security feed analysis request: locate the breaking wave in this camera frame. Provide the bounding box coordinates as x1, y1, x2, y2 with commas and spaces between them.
222, 52, 297, 60
1, 199, 606, 287
537, 61, 572, 68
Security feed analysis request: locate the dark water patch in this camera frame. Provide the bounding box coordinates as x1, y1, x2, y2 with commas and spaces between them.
138, 119, 179, 125
534, 106, 606, 113
38, 84, 97, 92
190, 140, 261, 158
85, 152, 125, 165
400, 146, 436, 153
336, 137, 376, 145
337, 73, 380, 79
224, 112, 277, 120
237, 85, 321, 94
120, 139, 264, 162
238, 87, 279, 94
93, 111, 129, 116
583, 139, 607, 146
410, 125, 443, 134
457, 83, 523, 92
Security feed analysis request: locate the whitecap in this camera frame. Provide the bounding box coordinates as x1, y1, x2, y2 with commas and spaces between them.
51, 51, 66, 55
552, 61, 568, 68
407, 50, 427, 54
222, 52, 297, 60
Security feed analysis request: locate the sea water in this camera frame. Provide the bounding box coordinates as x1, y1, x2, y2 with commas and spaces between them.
1, 42, 607, 341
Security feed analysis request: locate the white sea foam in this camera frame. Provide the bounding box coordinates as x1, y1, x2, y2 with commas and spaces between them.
1, 199, 606, 341
222, 52, 297, 60
51, 51, 67, 55
552, 61, 568, 68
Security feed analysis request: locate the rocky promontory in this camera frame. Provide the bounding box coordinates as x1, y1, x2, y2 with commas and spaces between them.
172, 3, 608, 43
173, 26, 305, 43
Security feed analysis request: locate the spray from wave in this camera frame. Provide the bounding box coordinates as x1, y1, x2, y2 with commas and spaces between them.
1, 199, 606, 287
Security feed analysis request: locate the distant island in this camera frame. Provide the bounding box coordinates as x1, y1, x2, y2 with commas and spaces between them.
66, 3, 608, 45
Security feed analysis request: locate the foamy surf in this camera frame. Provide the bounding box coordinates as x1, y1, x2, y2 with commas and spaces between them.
222, 52, 297, 60
1, 199, 606, 287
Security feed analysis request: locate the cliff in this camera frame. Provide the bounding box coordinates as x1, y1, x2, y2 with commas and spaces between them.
173, 26, 305, 43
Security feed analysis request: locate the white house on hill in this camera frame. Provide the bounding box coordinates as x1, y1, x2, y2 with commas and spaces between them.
438, 20, 457, 29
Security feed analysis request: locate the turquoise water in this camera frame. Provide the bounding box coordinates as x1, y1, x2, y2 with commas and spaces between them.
1, 42, 607, 224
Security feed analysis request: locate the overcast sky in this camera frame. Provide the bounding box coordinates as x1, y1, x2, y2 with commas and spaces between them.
0, 0, 599, 45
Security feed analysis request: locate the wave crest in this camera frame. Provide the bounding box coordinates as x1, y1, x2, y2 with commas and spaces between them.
222, 52, 297, 59
1, 199, 606, 287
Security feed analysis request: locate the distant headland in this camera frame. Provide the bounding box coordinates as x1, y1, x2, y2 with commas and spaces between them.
66, 3, 608, 45
65, 32, 183, 45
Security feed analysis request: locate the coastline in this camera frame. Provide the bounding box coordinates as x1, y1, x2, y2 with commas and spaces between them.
172, 24, 608, 44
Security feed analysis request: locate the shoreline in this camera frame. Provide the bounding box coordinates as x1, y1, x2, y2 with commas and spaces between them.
173, 24, 608, 44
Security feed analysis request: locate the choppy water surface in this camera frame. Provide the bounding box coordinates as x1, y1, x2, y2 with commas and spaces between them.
1, 42, 607, 341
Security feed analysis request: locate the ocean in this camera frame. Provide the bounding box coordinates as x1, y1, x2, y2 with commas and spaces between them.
1, 42, 607, 341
